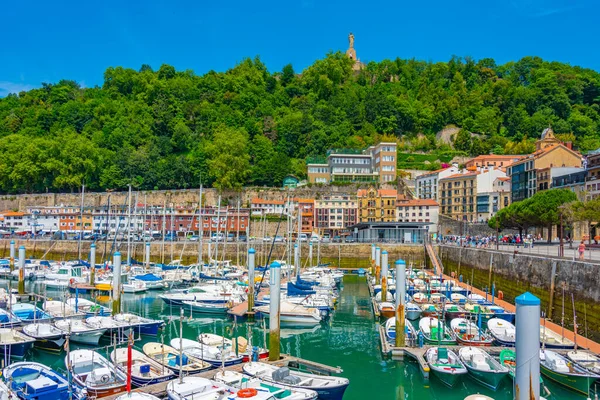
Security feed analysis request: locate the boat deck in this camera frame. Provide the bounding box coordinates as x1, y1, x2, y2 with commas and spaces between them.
228, 301, 254, 318
102, 354, 342, 400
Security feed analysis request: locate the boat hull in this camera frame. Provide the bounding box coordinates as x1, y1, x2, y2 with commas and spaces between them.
131, 374, 174, 387
465, 366, 508, 390
406, 310, 421, 321
455, 336, 493, 347
70, 330, 106, 345
0, 341, 34, 358
430, 368, 463, 387
32, 337, 66, 353
262, 313, 321, 327
540, 363, 596, 395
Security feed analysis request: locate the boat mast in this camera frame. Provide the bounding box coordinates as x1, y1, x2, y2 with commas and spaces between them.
561, 283, 565, 340
571, 293, 578, 350
77, 183, 85, 260
236, 198, 240, 267
214, 195, 222, 267
161, 199, 166, 265
198, 183, 203, 268
127, 184, 132, 267
179, 308, 184, 383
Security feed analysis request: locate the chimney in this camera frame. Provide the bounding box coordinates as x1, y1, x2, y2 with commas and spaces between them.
565, 141, 573, 150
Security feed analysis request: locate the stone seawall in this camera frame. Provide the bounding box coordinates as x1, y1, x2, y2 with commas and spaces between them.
438, 244, 600, 340
2, 240, 426, 267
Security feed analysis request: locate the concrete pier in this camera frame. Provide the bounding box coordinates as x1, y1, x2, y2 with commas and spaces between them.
381, 250, 388, 302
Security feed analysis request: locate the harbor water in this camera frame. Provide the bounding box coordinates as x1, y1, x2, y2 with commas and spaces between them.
4, 275, 588, 399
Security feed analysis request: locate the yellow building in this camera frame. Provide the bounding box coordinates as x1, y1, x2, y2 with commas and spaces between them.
507, 127, 582, 202
357, 188, 397, 222
439, 172, 478, 222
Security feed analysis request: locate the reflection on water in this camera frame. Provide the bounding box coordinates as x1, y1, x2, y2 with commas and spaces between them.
2, 277, 587, 400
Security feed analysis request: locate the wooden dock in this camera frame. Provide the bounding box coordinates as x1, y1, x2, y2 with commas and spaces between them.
227, 301, 254, 318
103, 355, 342, 400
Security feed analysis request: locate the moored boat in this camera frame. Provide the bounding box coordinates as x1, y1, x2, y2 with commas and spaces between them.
54, 319, 106, 345
425, 347, 467, 387
166, 376, 272, 400
255, 301, 321, 327
198, 333, 268, 362
384, 317, 416, 343
540, 349, 599, 395
110, 347, 175, 386
3, 361, 82, 400
540, 326, 575, 349
65, 298, 111, 316
112, 313, 163, 336
0, 309, 21, 328
242, 362, 349, 400
567, 350, 600, 375
10, 304, 52, 324
487, 318, 515, 347
22, 323, 65, 352
181, 300, 230, 314
405, 302, 421, 320
214, 369, 318, 399
420, 303, 438, 317
377, 302, 395, 319
418, 317, 456, 345
142, 342, 211, 374
0, 328, 35, 358
170, 337, 243, 367
450, 318, 493, 347
458, 347, 509, 390
67, 349, 127, 398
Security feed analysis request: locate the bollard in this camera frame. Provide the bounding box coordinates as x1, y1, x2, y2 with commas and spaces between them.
515, 292, 540, 400
89, 244, 96, 286
395, 259, 406, 347
112, 252, 122, 315
268, 261, 281, 361
18, 246, 25, 294
381, 250, 388, 302
9, 240, 15, 273
145, 242, 151, 271
248, 248, 256, 313
375, 247, 381, 284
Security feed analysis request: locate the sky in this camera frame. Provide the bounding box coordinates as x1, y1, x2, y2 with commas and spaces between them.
1, 0, 599, 96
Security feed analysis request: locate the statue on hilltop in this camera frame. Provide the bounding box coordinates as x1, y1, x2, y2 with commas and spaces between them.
348, 32, 355, 49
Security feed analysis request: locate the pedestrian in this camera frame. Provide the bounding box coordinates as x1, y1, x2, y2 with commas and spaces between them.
578, 240, 586, 260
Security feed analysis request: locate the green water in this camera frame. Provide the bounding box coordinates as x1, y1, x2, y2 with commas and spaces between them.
6, 277, 589, 399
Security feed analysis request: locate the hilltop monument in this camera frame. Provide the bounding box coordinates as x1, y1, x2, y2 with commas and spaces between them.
346, 32, 364, 71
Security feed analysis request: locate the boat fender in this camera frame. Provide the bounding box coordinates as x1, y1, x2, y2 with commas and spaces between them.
498, 291, 504, 300
237, 388, 258, 398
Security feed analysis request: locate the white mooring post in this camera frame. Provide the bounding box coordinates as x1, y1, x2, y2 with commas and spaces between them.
515, 292, 540, 400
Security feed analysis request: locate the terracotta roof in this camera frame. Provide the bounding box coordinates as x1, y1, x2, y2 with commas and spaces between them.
251, 198, 285, 205
468, 154, 526, 162
440, 172, 478, 180
2, 211, 24, 217
498, 177, 510, 181
397, 199, 439, 207
357, 189, 398, 197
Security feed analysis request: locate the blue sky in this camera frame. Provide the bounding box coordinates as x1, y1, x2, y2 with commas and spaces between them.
1, 0, 598, 96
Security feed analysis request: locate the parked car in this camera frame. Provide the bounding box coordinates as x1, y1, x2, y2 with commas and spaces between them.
298, 233, 308, 242
239, 234, 247, 242
188, 235, 200, 241
262, 236, 272, 242
211, 233, 225, 242
332, 235, 342, 243
142, 234, 154, 242
274, 235, 285, 243
164, 233, 178, 241
344, 236, 356, 243
321, 235, 330, 243
227, 233, 235, 242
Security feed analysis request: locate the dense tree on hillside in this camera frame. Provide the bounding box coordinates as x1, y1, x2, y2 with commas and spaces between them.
0, 53, 600, 193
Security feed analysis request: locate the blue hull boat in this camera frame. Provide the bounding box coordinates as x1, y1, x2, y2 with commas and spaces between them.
0, 329, 36, 359
0, 309, 21, 328
3, 361, 82, 400
10, 304, 52, 324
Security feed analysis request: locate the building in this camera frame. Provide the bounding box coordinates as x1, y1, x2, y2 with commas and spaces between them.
297, 199, 315, 233
552, 169, 587, 197
2, 211, 26, 231
476, 176, 512, 222
536, 167, 585, 191
415, 165, 460, 201
250, 199, 287, 216
585, 149, 600, 199
396, 199, 439, 233
314, 194, 358, 235
439, 173, 478, 222
507, 127, 582, 203
348, 222, 429, 243
357, 188, 398, 222
465, 155, 525, 170
282, 175, 299, 189
307, 142, 397, 184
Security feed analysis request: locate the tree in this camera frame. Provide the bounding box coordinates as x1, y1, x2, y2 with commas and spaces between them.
453, 129, 472, 152
205, 126, 250, 191
571, 198, 600, 244
526, 189, 578, 242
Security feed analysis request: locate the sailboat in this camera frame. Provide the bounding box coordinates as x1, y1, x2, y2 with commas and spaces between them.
540, 349, 599, 395
67, 349, 127, 398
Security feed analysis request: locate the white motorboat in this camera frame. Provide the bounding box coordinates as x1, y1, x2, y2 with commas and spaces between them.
458, 347, 510, 390
405, 302, 422, 320
214, 369, 318, 399
45, 263, 87, 284
170, 337, 243, 367
198, 333, 269, 361
123, 281, 147, 293
54, 319, 106, 345
112, 313, 163, 335
166, 376, 273, 400
425, 347, 468, 387
487, 318, 515, 346
0, 328, 36, 358
540, 325, 575, 349
85, 316, 129, 333
67, 349, 127, 398
567, 350, 600, 375
66, 298, 111, 316
43, 300, 85, 319
22, 323, 65, 352
255, 301, 321, 327
242, 362, 349, 400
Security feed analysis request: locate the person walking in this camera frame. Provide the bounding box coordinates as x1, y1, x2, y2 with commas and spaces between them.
578, 240, 586, 260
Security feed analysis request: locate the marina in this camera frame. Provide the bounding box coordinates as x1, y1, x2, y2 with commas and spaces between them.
0, 239, 598, 400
